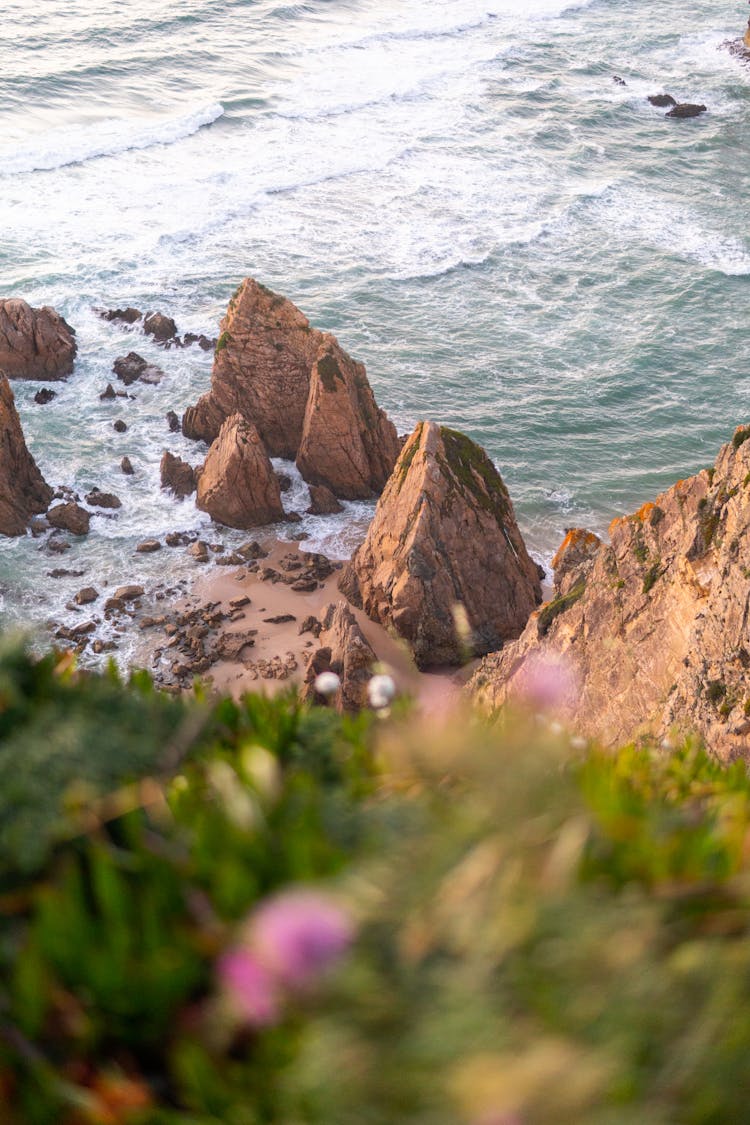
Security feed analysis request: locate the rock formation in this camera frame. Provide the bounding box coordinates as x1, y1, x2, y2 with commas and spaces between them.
47, 502, 90, 536
339, 422, 542, 668
160, 451, 197, 498
182, 279, 399, 498
469, 426, 750, 761
0, 374, 54, 535
301, 601, 376, 711
0, 299, 76, 379
196, 413, 284, 529
307, 484, 343, 515
296, 336, 400, 499
666, 103, 707, 119
183, 279, 322, 454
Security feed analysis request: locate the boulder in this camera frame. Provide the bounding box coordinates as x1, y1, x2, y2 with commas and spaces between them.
0, 299, 76, 380
296, 336, 400, 499
0, 374, 54, 535
196, 413, 284, 529
339, 422, 542, 668
98, 307, 142, 325
120, 456, 134, 475
307, 483, 344, 515
182, 279, 323, 453
47, 502, 90, 536
85, 489, 121, 509
666, 103, 707, 119
143, 312, 177, 343
301, 601, 376, 711
113, 352, 163, 386
648, 93, 677, 107
469, 425, 750, 761
34, 388, 56, 405
160, 450, 196, 498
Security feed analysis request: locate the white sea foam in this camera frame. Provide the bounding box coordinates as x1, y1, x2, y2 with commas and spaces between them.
1, 102, 224, 175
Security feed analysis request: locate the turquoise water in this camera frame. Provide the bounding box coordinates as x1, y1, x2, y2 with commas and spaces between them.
1, 0, 749, 651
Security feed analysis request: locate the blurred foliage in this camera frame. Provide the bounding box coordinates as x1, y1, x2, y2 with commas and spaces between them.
3, 642, 750, 1122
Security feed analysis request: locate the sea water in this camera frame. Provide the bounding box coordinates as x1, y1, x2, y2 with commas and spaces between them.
1, 0, 749, 657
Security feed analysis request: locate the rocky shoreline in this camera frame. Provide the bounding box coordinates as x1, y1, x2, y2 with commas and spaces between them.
3, 281, 750, 755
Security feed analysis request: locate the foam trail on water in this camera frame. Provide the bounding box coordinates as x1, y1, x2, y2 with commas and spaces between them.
1, 102, 225, 175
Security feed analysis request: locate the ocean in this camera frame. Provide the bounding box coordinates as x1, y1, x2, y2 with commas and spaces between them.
1, 0, 749, 659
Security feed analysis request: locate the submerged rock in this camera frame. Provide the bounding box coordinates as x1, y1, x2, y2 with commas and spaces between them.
469, 425, 750, 761
196, 413, 284, 529
0, 299, 77, 380
143, 311, 178, 343
648, 93, 677, 107
665, 103, 707, 119
0, 374, 54, 535
339, 421, 542, 668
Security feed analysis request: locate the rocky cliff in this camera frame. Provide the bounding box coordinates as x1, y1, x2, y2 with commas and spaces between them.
470, 426, 750, 761
340, 421, 542, 668
0, 374, 53, 535
0, 300, 76, 380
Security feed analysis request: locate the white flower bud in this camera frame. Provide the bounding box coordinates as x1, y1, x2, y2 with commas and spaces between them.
314, 671, 341, 697
368, 673, 396, 710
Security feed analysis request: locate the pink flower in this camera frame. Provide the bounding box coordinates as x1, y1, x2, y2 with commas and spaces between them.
217, 948, 279, 1027
516, 653, 577, 713
250, 889, 354, 990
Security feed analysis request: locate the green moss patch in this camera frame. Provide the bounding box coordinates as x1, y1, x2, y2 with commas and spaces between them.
537, 579, 586, 637
318, 352, 344, 392
438, 427, 511, 528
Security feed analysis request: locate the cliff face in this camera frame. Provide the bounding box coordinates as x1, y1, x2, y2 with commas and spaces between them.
0, 300, 76, 380
470, 426, 750, 761
0, 374, 53, 535
340, 421, 542, 668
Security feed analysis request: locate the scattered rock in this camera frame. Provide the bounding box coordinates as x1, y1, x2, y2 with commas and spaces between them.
74, 586, 98, 605
160, 451, 196, 498
612, 75, 626, 86
98, 307, 142, 325
114, 420, 127, 433
188, 541, 210, 563
46, 502, 90, 537
340, 421, 542, 668
0, 299, 77, 379
0, 374, 54, 535
666, 103, 707, 119
306, 483, 344, 515
648, 93, 677, 107
143, 311, 178, 343
34, 388, 56, 405
85, 488, 122, 509
48, 568, 85, 579
166, 410, 181, 432
196, 413, 284, 529
136, 539, 161, 553
120, 456, 134, 475
113, 585, 144, 601
100, 383, 117, 401
113, 352, 163, 386
299, 615, 322, 638
276, 471, 292, 493
264, 614, 296, 624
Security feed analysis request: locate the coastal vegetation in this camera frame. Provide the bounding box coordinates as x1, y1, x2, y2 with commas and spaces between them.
3, 640, 750, 1122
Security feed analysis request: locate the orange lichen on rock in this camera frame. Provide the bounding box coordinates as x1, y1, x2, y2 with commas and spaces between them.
634, 502, 655, 522
551, 529, 601, 572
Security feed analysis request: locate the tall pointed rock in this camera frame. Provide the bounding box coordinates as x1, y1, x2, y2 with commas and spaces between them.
182, 279, 323, 456
339, 421, 542, 668
0, 374, 53, 535
196, 413, 284, 529
296, 335, 400, 499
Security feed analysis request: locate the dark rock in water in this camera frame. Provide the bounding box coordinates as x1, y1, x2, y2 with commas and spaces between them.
47, 502, 90, 536
143, 311, 177, 342
198, 335, 215, 351
113, 352, 147, 385
137, 538, 162, 553
160, 450, 196, 498
85, 488, 122, 509
612, 75, 626, 86
666, 103, 707, 119
648, 93, 677, 107
306, 483, 344, 515
114, 420, 127, 433
285, 510, 303, 523
120, 456, 134, 475
166, 410, 181, 432
34, 388, 56, 405
48, 568, 85, 578
100, 383, 117, 400
74, 586, 98, 605
183, 333, 199, 347
0, 299, 77, 380
276, 471, 292, 493
99, 307, 142, 325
